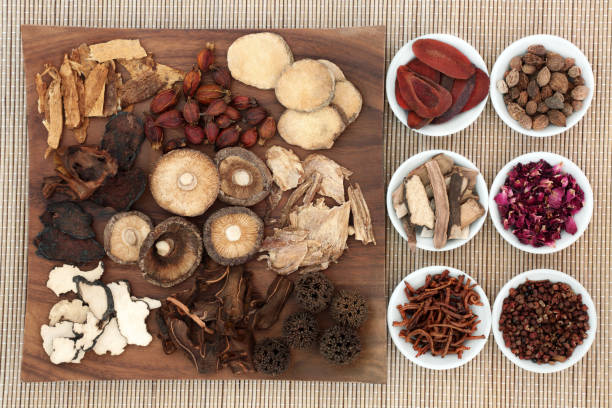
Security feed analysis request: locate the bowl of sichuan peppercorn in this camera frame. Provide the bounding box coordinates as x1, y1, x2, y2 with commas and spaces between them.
489, 152, 593, 254
490, 34, 594, 137
387, 34, 489, 136
492, 269, 596, 373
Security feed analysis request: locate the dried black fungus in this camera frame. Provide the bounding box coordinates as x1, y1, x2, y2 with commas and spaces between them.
39, 201, 94, 239
295, 271, 334, 313
100, 112, 144, 171
319, 325, 361, 365
329, 290, 368, 328
282, 311, 318, 349
253, 337, 290, 375
34, 226, 105, 264
91, 168, 147, 211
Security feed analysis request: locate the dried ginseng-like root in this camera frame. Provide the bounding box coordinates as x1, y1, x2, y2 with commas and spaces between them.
318, 59, 346, 81
278, 107, 345, 150
227, 32, 293, 90
275, 59, 335, 112
331, 81, 362, 125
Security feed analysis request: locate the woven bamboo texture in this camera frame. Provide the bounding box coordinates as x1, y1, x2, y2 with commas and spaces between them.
1, 0, 610, 407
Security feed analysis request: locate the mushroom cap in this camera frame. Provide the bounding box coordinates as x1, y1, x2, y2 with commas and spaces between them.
150, 149, 220, 217
138, 217, 203, 287
104, 211, 153, 265
215, 147, 272, 207
203, 206, 263, 266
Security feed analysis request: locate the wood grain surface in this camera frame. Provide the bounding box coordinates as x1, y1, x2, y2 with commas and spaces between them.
20, 25, 386, 383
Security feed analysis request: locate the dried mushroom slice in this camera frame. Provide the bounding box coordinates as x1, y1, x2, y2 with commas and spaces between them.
150, 149, 220, 217
331, 80, 362, 124
104, 211, 153, 265
46, 261, 104, 296
275, 59, 335, 112
138, 217, 203, 287
318, 59, 346, 81
227, 32, 293, 90
48, 299, 89, 326
215, 147, 272, 206
73, 311, 104, 351
278, 107, 346, 150
40, 321, 75, 356
203, 207, 263, 266
107, 281, 153, 346
39, 201, 94, 240
100, 112, 145, 171
92, 317, 128, 356
74, 277, 114, 321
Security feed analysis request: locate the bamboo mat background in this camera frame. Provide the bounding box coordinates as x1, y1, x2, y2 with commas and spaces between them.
1, 0, 610, 407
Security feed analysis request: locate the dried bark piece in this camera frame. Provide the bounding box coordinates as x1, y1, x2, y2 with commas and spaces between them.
83, 63, 109, 117
88, 39, 147, 62
404, 175, 434, 229
347, 183, 375, 245
59, 55, 81, 129
425, 160, 449, 249
407, 153, 454, 186
265, 145, 304, 191
103, 64, 122, 117
252, 276, 294, 330
446, 173, 464, 237
459, 198, 485, 228
303, 154, 352, 204
37, 65, 63, 153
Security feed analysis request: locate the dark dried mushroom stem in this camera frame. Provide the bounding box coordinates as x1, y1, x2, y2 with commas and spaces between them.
252, 276, 294, 330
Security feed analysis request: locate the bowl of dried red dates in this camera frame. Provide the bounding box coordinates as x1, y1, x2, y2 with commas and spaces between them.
492, 269, 596, 373
490, 34, 594, 137
386, 34, 490, 136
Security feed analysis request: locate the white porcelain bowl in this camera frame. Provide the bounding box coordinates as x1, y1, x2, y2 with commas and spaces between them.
490, 34, 594, 137
489, 152, 593, 254
388, 266, 491, 370
387, 150, 488, 251
491, 269, 597, 373
386, 34, 489, 136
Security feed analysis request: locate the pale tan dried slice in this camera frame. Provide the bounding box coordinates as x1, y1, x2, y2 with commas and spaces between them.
331, 80, 362, 124
154, 63, 185, 89
278, 107, 346, 150
69, 43, 96, 76
459, 199, 485, 228
37, 65, 63, 153
116, 56, 183, 106
227, 32, 293, 90
303, 154, 352, 204
265, 145, 304, 191
72, 77, 89, 143
59, 55, 81, 129
34, 72, 48, 116
318, 59, 346, 81
347, 183, 375, 245
275, 59, 335, 112
88, 39, 147, 62
103, 61, 122, 117
83, 63, 108, 117
404, 175, 434, 229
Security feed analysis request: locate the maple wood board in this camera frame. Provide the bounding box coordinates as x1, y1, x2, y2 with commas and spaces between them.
20, 25, 386, 383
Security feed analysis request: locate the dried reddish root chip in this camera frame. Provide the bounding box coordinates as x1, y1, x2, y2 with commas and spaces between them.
432, 74, 475, 124
395, 81, 410, 110
439, 75, 454, 92
396, 67, 452, 119
412, 39, 476, 80
406, 58, 440, 83
407, 111, 432, 129
460, 68, 490, 112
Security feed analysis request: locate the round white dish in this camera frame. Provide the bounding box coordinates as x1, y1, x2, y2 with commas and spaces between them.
491, 269, 597, 373
489, 151, 593, 254
388, 266, 491, 370
387, 150, 488, 251
386, 33, 489, 136
489, 34, 594, 137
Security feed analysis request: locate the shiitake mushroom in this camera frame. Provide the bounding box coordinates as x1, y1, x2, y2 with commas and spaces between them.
215, 147, 272, 207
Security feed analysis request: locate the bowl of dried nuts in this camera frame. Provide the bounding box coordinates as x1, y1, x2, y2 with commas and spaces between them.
491, 269, 597, 373
490, 34, 594, 137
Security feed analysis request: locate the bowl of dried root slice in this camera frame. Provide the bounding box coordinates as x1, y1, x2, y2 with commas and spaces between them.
388, 266, 491, 370
386, 150, 488, 251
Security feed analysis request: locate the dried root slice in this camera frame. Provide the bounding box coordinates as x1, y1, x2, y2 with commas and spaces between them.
73, 311, 104, 351
303, 154, 352, 204
74, 277, 115, 322
331, 80, 362, 124
318, 59, 346, 81
347, 183, 376, 245
50, 337, 84, 365
275, 59, 335, 112
278, 107, 346, 150
108, 281, 153, 346
425, 160, 450, 249
265, 145, 304, 191
404, 175, 434, 229
93, 317, 128, 356
227, 32, 293, 89
88, 39, 147, 62
46, 261, 104, 296
48, 299, 89, 326
41, 321, 75, 356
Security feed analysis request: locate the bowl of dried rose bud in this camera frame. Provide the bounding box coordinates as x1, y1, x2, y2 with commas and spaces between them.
490, 34, 594, 137
492, 269, 596, 373
489, 152, 593, 254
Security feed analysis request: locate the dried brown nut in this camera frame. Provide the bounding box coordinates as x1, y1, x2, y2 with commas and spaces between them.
518, 113, 532, 129
537, 101, 549, 113
546, 52, 565, 71
505, 70, 520, 87
183, 98, 200, 125
509, 87, 521, 100
216, 126, 240, 150
155, 109, 185, 129
204, 120, 220, 144
507, 103, 525, 120
517, 91, 528, 107
197, 42, 215, 72
183, 66, 202, 98
239, 128, 258, 148
162, 138, 187, 153
571, 85, 589, 101
525, 100, 538, 115
549, 72, 569, 93
532, 114, 549, 130
527, 44, 547, 56
563, 57, 575, 71
523, 53, 544, 66
540, 85, 553, 99
211, 66, 232, 89
144, 114, 164, 150
244, 106, 267, 126
522, 64, 536, 75
518, 72, 529, 90
572, 76, 585, 86
572, 100, 583, 111
257, 116, 276, 146
224, 106, 242, 121
562, 103, 574, 116
537, 66, 551, 86
496, 79, 509, 94
204, 99, 228, 117
231, 95, 258, 110
150, 88, 179, 114
527, 80, 540, 99
510, 56, 523, 70
195, 84, 229, 105
216, 114, 234, 129
184, 124, 205, 145
503, 94, 513, 104
548, 109, 567, 127
545, 92, 565, 110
